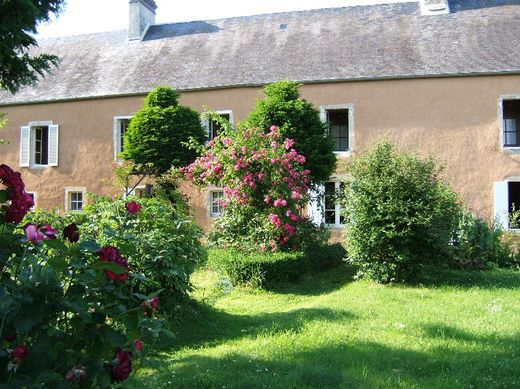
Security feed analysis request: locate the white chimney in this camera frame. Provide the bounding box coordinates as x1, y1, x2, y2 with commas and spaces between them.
129, 0, 157, 40
420, 0, 450, 15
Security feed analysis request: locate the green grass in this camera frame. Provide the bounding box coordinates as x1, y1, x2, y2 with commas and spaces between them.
136, 267, 520, 389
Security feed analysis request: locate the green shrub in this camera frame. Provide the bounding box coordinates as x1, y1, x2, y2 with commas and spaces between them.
452, 211, 520, 269
208, 243, 346, 288
122, 86, 206, 174
208, 249, 310, 288
27, 196, 206, 302
243, 80, 336, 183
344, 141, 462, 283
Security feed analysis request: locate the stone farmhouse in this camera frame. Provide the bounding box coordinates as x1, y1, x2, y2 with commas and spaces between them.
0, 0, 520, 231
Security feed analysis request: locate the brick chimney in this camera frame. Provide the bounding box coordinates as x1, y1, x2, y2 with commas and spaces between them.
129, 0, 157, 40
420, 0, 450, 15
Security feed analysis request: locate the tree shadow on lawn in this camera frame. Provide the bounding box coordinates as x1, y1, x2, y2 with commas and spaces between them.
268, 264, 357, 296
161, 304, 357, 352
413, 267, 520, 290
146, 325, 520, 389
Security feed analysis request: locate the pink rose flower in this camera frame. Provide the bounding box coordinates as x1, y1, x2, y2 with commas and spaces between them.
11, 345, 29, 364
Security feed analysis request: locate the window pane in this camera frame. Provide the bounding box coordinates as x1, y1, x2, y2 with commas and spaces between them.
325, 210, 336, 224
327, 109, 349, 152
211, 191, 224, 216
34, 126, 49, 165
120, 119, 130, 153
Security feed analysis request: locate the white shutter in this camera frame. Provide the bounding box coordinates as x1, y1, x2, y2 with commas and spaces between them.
309, 185, 325, 226
20, 126, 30, 167
48, 124, 59, 166
494, 181, 509, 230
113, 119, 119, 160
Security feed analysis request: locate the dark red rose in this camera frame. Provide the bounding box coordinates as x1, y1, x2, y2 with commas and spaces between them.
110, 348, 132, 383
11, 345, 29, 363
125, 201, 142, 214
65, 365, 86, 382
97, 246, 129, 281
0, 164, 33, 223
135, 340, 143, 352
63, 223, 80, 243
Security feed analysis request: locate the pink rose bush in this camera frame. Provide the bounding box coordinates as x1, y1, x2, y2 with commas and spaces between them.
183, 125, 321, 251
0, 165, 169, 388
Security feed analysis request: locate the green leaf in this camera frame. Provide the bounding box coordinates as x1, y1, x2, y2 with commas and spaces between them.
79, 241, 102, 252
161, 328, 176, 339
0, 190, 8, 203
91, 261, 128, 275
47, 256, 68, 272
100, 326, 127, 347
43, 239, 67, 251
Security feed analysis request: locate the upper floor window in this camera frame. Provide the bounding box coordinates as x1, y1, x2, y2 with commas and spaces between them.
203, 111, 233, 142
320, 105, 354, 154
114, 116, 132, 160
20, 122, 59, 167
502, 98, 520, 148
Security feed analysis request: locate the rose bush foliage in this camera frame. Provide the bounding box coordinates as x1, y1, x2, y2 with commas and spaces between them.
0, 165, 169, 388
183, 125, 328, 252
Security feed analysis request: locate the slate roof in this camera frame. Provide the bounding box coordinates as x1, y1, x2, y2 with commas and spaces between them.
1, 0, 520, 105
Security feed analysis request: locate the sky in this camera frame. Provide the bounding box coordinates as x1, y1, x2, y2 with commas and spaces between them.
37, 0, 406, 38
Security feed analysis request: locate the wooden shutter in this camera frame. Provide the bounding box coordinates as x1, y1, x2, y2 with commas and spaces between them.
494, 181, 509, 229
20, 126, 30, 167
48, 124, 59, 166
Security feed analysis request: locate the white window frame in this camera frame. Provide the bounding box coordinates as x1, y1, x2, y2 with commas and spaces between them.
65, 187, 86, 212
493, 179, 520, 231
113, 116, 133, 161
499, 95, 520, 154
208, 188, 225, 218
20, 121, 59, 168
202, 110, 234, 142
309, 179, 346, 228
320, 104, 354, 157
26, 191, 37, 210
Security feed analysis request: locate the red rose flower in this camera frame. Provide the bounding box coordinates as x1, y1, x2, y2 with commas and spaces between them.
11, 345, 29, 363
63, 223, 80, 243
125, 201, 142, 214
97, 246, 129, 281
5, 333, 16, 343
0, 164, 33, 223
40, 224, 58, 239
135, 340, 143, 352
110, 348, 132, 383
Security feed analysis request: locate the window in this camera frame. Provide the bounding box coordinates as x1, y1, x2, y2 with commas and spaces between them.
65, 187, 86, 211
320, 105, 354, 154
502, 98, 520, 148
20, 122, 59, 167
209, 190, 224, 218
114, 116, 132, 159
324, 181, 345, 226
204, 111, 233, 142
126, 184, 153, 198
309, 181, 345, 227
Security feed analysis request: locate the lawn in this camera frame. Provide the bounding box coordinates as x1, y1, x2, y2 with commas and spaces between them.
136, 266, 520, 389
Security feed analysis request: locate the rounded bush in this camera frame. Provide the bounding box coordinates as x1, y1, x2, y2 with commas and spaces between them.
344, 141, 462, 283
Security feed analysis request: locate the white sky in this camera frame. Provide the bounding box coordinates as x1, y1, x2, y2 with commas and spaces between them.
37, 0, 407, 38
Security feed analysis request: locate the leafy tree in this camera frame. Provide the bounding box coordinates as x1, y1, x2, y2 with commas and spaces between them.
122, 86, 206, 175
343, 141, 462, 283
243, 80, 336, 183
0, 0, 65, 94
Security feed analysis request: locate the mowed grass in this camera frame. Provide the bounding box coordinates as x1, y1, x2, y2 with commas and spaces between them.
136, 266, 520, 389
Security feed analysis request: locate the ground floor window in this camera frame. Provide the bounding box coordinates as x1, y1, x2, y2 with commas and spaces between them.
210, 190, 225, 218
309, 181, 346, 227
65, 187, 86, 211
494, 180, 520, 229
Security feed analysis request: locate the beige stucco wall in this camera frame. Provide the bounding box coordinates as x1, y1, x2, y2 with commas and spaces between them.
1, 74, 519, 229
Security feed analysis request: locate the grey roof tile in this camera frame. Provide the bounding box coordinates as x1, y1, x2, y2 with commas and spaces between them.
1, 1, 519, 105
